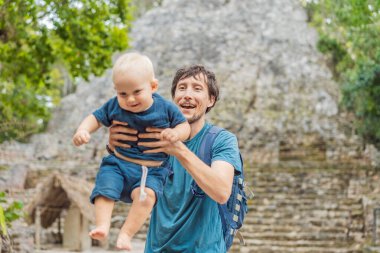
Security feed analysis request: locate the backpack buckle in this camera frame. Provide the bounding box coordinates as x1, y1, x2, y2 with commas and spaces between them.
190, 185, 205, 198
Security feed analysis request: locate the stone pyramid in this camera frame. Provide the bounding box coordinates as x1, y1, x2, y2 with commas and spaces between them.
1, 0, 378, 167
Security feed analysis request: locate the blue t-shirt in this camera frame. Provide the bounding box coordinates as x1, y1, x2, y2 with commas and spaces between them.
145, 123, 242, 253
93, 93, 186, 161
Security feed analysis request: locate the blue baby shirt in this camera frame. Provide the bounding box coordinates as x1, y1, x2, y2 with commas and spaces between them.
93, 93, 186, 161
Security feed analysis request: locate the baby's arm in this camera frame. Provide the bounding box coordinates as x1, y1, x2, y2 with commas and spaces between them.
72, 114, 102, 146
161, 121, 190, 143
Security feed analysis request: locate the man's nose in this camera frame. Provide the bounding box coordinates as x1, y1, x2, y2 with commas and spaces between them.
183, 89, 193, 99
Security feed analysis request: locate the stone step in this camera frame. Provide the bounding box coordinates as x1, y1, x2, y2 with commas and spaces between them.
230, 244, 362, 253
249, 203, 363, 212
248, 198, 362, 208
248, 211, 362, 218
248, 206, 362, 214
249, 192, 361, 200
250, 194, 361, 202
242, 231, 362, 241
248, 201, 363, 212
247, 218, 364, 229
248, 213, 363, 224
248, 212, 362, 219
250, 180, 347, 188
248, 205, 362, 213
243, 237, 357, 247
245, 220, 364, 230
244, 217, 364, 231
247, 179, 353, 187
242, 224, 362, 234
249, 197, 357, 204
246, 203, 364, 213
252, 188, 348, 195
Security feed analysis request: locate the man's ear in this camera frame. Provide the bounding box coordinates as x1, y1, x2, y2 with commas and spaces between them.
207, 96, 216, 108
150, 79, 159, 92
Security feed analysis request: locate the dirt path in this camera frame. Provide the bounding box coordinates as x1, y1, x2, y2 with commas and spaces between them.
36, 239, 145, 253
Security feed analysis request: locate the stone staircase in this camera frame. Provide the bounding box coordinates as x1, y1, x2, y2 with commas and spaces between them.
113, 165, 368, 252
230, 165, 366, 253
13, 163, 377, 252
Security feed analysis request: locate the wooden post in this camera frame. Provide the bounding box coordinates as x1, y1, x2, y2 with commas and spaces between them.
58, 212, 62, 243
374, 207, 380, 245
35, 206, 41, 251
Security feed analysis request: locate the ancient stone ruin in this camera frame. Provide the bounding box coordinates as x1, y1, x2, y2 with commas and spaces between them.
1, 0, 379, 168
1, 0, 380, 252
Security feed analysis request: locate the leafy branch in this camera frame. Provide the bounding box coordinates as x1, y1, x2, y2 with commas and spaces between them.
304, 0, 380, 148
0, 192, 24, 236
0, 0, 133, 143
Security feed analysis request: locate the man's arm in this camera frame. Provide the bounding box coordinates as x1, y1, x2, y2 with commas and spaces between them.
139, 128, 235, 204
173, 142, 234, 204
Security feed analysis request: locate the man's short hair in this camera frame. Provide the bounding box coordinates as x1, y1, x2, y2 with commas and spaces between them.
171, 65, 219, 113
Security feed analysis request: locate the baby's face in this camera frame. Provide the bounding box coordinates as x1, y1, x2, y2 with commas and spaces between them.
113, 72, 156, 113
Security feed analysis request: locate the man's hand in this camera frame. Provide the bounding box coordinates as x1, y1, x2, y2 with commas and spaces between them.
108, 120, 138, 150
138, 127, 184, 156
73, 129, 91, 146
161, 128, 180, 143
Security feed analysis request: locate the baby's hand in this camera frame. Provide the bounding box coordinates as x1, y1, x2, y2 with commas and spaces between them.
161, 128, 179, 143
72, 130, 91, 146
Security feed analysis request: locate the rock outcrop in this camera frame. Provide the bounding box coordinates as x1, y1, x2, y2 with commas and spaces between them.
1, 0, 379, 167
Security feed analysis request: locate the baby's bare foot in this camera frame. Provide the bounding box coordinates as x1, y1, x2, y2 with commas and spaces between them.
89, 227, 108, 241
116, 232, 132, 251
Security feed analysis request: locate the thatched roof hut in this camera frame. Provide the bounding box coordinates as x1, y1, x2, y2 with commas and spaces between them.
26, 172, 95, 228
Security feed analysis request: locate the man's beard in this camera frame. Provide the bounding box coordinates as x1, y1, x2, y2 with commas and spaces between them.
187, 113, 203, 124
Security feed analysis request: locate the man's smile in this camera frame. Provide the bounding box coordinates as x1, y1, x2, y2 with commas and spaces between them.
179, 102, 196, 109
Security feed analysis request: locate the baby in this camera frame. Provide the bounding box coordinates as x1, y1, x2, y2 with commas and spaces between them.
72, 52, 190, 250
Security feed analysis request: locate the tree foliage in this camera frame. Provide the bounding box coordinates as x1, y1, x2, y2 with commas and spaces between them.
0, 0, 133, 142
304, 0, 380, 148
0, 191, 23, 252
0, 192, 23, 233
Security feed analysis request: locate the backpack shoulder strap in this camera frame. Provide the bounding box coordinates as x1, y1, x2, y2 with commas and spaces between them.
197, 125, 224, 163
191, 125, 224, 198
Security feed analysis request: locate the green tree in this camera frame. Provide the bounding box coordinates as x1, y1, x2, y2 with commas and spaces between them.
0, 192, 23, 252
0, 0, 133, 142
303, 0, 380, 148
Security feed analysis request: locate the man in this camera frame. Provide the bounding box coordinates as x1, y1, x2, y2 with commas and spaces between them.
108, 65, 242, 252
